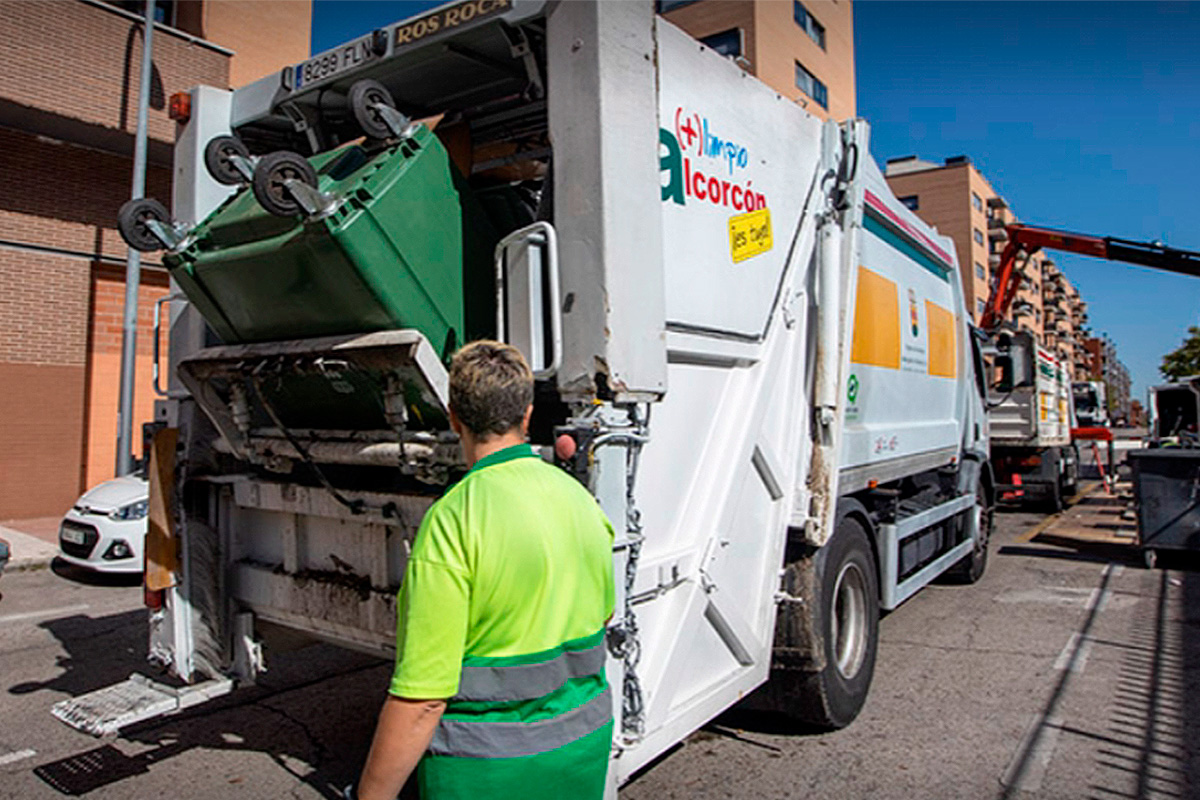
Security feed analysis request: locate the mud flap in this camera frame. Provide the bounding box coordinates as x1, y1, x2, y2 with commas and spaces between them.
51, 674, 234, 737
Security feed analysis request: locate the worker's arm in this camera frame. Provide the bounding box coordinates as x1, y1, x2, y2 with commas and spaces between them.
354, 694, 447, 800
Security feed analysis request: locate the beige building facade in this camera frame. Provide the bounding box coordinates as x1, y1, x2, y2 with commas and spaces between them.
660, 0, 855, 121
883, 156, 1088, 379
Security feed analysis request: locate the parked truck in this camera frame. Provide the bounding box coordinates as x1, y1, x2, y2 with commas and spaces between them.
1072, 380, 1109, 429
55, 1, 996, 789
986, 331, 1078, 510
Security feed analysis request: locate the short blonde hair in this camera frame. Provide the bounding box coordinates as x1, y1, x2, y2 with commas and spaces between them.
449, 340, 534, 438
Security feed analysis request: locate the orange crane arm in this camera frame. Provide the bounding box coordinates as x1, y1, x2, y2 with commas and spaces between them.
979, 223, 1200, 331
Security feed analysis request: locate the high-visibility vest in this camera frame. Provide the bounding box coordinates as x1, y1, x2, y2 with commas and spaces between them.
390, 444, 616, 798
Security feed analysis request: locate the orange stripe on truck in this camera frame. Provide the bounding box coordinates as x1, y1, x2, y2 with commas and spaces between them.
850, 266, 900, 369
924, 300, 957, 378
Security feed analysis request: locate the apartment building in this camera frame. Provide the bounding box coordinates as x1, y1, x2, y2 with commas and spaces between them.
659, 0, 855, 121
883, 155, 1089, 379
1081, 336, 1132, 423
0, 0, 310, 519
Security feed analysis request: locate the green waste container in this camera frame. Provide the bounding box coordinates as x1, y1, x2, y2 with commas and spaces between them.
166, 126, 497, 358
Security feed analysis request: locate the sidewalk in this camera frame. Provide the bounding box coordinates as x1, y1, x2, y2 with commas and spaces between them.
1019, 481, 1139, 552
0, 516, 62, 571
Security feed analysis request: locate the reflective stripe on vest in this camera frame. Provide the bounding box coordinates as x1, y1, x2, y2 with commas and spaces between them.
429, 685, 613, 759
454, 640, 606, 703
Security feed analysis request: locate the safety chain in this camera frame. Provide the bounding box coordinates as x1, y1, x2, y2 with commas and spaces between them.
598, 403, 651, 745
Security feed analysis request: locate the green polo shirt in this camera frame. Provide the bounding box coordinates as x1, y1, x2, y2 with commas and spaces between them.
391, 443, 615, 699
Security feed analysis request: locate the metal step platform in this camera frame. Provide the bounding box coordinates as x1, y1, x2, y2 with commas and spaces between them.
51, 674, 234, 736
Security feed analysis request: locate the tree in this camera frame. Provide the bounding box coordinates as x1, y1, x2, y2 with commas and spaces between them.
1160, 326, 1200, 381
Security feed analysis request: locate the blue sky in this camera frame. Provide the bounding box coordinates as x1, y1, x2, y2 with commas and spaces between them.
311, 1, 1200, 397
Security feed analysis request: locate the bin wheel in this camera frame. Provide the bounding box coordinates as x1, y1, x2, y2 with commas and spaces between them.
117, 198, 172, 252
252, 151, 318, 217
348, 79, 398, 140
204, 135, 251, 185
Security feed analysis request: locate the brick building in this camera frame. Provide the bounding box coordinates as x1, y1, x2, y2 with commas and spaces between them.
0, 0, 310, 519
659, 0, 855, 121
883, 155, 1089, 379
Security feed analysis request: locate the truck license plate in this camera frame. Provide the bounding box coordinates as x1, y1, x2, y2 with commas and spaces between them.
61, 526, 85, 545
291, 35, 378, 91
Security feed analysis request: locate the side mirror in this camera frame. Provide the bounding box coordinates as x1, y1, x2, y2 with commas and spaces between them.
993, 332, 1034, 393
495, 222, 562, 378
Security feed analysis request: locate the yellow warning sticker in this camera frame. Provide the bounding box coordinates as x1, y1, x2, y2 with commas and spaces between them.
728, 208, 772, 263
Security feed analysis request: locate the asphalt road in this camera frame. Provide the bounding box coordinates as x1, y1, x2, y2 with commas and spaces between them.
0, 509, 1197, 799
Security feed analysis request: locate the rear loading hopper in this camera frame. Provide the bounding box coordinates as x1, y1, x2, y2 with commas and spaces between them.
165, 126, 498, 357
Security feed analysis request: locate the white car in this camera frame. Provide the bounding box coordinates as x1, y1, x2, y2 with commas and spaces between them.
58, 475, 149, 574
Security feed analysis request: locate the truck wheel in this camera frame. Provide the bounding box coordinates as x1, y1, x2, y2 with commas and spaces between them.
117, 198, 172, 252
348, 79, 399, 140
949, 478, 992, 584
251, 151, 318, 217
1046, 476, 1064, 514
204, 135, 251, 185
760, 517, 879, 730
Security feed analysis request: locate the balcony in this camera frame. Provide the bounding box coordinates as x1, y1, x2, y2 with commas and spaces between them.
988, 226, 1009, 243
987, 195, 1009, 210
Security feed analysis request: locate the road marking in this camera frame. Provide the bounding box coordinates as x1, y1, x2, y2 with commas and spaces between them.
1000, 563, 1117, 798
1052, 632, 1095, 674
1001, 714, 1063, 793
0, 749, 36, 767
1015, 513, 1061, 543
0, 604, 90, 624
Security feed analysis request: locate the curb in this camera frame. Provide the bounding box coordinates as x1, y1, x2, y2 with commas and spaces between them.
0, 527, 59, 573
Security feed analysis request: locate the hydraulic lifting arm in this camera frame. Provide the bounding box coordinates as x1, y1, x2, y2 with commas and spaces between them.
980, 223, 1200, 332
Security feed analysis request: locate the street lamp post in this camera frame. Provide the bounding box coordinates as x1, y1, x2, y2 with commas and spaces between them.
116, 0, 156, 476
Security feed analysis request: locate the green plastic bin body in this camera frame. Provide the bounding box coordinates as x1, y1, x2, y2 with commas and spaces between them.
166, 127, 496, 358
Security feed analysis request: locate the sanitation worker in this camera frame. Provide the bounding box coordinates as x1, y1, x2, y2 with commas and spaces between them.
351, 340, 615, 800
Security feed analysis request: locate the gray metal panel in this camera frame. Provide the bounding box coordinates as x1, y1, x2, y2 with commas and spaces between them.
838, 446, 958, 495
230, 0, 548, 128
546, 0, 666, 401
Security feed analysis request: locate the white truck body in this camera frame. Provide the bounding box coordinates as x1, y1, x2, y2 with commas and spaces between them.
1072, 380, 1109, 429
987, 330, 1077, 506
54, 1, 992, 787
989, 335, 1072, 448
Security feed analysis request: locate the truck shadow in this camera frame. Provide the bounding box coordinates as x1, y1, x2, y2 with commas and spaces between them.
7, 603, 404, 798
31, 652, 399, 798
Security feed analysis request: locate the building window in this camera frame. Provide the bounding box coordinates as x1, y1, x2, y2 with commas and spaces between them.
972, 192, 983, 212
976, 299, 985, 316
794, 2, 826, 49
899, 195, 919, 211
974, 228, 984, 245
700, 28, 742, 58
657, 0, 702, 11
975, 262, 985, 280
795, 62, 828, 109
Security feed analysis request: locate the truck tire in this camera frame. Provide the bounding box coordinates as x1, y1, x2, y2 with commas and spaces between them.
1046, 474, 1064, 513
949, 477, 992, 584
251, 151, 318, 217
760, 517, 879, 730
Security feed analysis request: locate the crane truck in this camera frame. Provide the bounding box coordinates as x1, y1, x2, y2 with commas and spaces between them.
54, 1, 997, 791
979, 223, 1200, 514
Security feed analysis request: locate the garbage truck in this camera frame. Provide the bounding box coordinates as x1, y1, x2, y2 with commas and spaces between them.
54, 0, 995, 788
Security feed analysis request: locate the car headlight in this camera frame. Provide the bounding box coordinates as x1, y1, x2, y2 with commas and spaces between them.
110, 499, 149, 521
